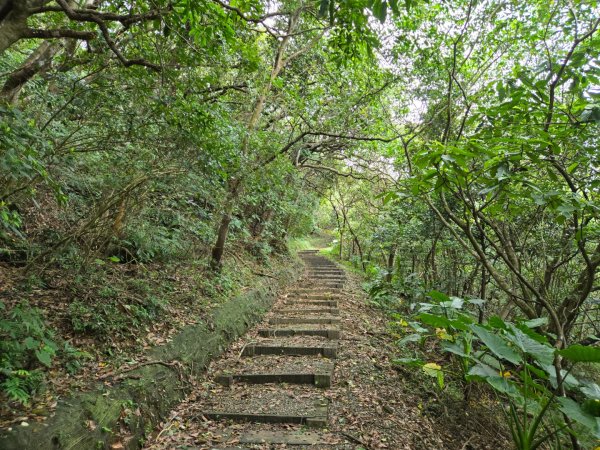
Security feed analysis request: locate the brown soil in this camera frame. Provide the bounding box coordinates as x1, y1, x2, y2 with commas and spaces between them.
199, 384, 328, 416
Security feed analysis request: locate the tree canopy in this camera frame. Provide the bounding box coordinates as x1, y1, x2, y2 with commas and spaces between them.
1, 0, 600, 447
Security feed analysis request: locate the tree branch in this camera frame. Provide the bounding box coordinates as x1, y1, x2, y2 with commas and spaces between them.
21, 27, 95, 40
53, 0, 160, 71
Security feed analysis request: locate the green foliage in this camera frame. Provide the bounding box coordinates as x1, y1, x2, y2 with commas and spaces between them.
394, 292, 600, 448
0, 301, 57, 404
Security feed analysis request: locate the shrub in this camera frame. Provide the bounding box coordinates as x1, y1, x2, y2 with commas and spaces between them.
0, 301, 57, 404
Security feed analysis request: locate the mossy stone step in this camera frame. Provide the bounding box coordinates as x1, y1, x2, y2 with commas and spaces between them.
258, 328, 340, 339
305, 273, 345, 276
202, 412, 327, 428
304, 264, 337, 267
296, 286, 344, 292
293, 288, 343, 294
307, 269, 344, 273
307, 279, 344, 282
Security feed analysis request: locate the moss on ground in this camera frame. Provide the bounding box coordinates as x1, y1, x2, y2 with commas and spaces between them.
0, 262, 300, 450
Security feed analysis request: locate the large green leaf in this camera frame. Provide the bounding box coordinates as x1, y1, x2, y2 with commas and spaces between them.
468, 362, 499, 379
427, 290, 450, 303
581, 382, 600, 400
397, 333, 422, 346
559, 344, 600, 363
418, 312, 452, 328
522, 317, 547, 328
392, 358, 424, 367
486, 376, 521, 398
441, 341, 471, 359
35, 348, 53, 367
470, 324, 522, 365
487, 316, 507, 329
505, 324, 555, 366
419, 313, 469, 331
440, 297, 464, 309
557, 397, 600, 438
540, 363, 581, 389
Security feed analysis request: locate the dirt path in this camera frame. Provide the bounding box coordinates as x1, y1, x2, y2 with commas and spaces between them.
143, 251, 508, 449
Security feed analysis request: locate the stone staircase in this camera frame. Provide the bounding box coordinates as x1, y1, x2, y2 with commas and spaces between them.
201, 249, 345, 447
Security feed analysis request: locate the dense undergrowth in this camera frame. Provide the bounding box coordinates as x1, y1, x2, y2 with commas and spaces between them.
0, 241, 298, 426
321, 242, 600, 449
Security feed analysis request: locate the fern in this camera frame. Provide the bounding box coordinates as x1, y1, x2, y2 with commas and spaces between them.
2, 376, 31, 405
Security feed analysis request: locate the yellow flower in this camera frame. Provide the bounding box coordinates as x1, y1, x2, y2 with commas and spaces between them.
500, 370, 511, 378
436, 328, 453, 341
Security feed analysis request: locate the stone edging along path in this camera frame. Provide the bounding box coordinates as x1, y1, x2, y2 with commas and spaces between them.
0, 263, 300, 450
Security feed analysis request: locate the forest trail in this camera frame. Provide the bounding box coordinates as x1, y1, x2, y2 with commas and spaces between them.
144, 251, 507, 450
198, 249, 341, 432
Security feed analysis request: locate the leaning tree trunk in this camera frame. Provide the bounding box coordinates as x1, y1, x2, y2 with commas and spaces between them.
211, 210, 233, 270
1, 40, 60, 103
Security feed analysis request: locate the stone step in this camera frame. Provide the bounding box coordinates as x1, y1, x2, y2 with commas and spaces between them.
300, 280, 344, 285
305, 273, 345, 277
303, 261, 336, 265
304, 285, 343, 290
214, 356, 333, 388
242, 342, 337, 358
293, 287, 344, 293
258, 327, 340, 339
295, 285, 342, 289
287, 293, 342, 300
283, 299, 338, 307
268, 316, 339, 325
306, 277, 344, 280
200, 387, 328, 428
306, 275, 344, 278
215, 372, 332, 388
239, 430, 329, 445
275, 307, 339, 315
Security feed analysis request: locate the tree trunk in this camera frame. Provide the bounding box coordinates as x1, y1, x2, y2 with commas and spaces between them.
208, 8, 304, 270
0, 1, 26, 54
210, 188, 237, 271
0, 0, 55, 54
211, 210, 232, 271
385, 246, 395, 283
1, 40, 60, 103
